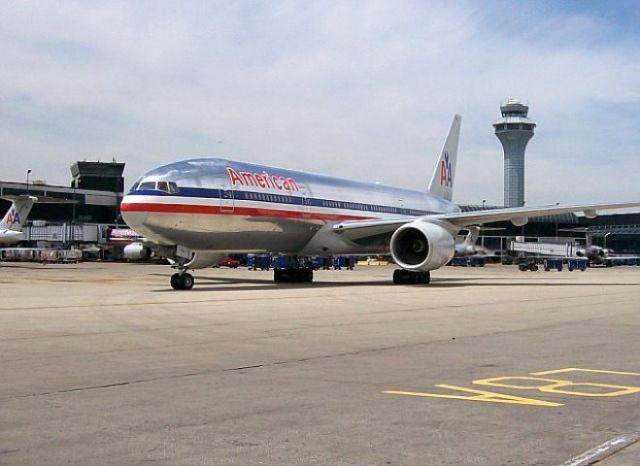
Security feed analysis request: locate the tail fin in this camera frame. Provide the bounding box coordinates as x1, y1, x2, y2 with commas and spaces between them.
428, 114, 461, 202
0, 196, 37, 231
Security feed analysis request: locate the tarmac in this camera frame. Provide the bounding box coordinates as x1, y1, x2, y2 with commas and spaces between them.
1, 262, 639, 465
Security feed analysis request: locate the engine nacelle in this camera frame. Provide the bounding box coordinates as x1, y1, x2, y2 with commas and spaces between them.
123, 243, 152, 260
454, 243, 476, 256
511, 217, 528, 227
184, 252, 227, 270
390, 221, 456, 272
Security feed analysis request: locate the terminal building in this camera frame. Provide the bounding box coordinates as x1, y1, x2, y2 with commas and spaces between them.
0, 161, 132, 257
0, 161, 124, 224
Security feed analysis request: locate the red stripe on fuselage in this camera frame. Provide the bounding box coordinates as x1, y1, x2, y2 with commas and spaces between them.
120, 202, 374, 222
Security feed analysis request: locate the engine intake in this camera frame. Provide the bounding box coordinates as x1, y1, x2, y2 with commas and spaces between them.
390, 221, 455, 272
123, 243, 151, 260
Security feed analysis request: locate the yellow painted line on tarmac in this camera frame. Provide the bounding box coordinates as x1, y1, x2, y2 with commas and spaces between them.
474, 375, 640, 397
538, 382, 640, 397
384, 367, 640, 407
473, 376, 572, 390
532, 367, 640, 377
383, 384, 563, 407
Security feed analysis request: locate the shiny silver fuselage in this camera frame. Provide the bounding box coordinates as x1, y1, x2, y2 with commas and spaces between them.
121, 158, 459, 255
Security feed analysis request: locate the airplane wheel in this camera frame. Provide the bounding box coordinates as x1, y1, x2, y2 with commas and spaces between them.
181, 273, 194, 290
394, 269, 430, 285
274, 268, 313, 283
170, 273, 182, 290
171, 272, 194, 290
393, 269, 407, 284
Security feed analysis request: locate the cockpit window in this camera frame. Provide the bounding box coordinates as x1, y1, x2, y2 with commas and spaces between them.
139, 181, 156, 190
136, 180, 179, 193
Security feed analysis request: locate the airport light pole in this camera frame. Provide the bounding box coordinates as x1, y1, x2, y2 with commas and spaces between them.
26, 169, 32, 193
482, 199, 487, 209
71, 185, 76, 246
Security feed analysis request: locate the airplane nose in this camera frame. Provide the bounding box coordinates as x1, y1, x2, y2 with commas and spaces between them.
120, 197, 148, 230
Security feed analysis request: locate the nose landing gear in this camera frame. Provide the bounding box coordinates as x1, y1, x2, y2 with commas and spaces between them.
171, 272, 194, 290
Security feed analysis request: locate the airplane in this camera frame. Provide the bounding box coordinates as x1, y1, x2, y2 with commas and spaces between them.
511, 232, 638, 266
556, 243, 636, 266
571, 235, 640, 266
0, 195, 37, 245
120, 115, 640, 290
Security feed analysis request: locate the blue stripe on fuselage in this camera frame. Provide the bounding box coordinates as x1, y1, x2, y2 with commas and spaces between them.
130, 188, 433, 217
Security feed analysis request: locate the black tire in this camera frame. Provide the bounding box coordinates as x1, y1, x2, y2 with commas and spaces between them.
170, 273, 182, 290
393, 269, 406, 284
180, 273, 194, 290
393, 269, 430, 285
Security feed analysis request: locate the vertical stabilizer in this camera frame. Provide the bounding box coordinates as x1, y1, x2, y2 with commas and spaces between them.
0, 196, 37, 231
428, 114, 461, 202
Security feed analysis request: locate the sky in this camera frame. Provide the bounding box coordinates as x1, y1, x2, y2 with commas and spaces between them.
1, 0, 639, 205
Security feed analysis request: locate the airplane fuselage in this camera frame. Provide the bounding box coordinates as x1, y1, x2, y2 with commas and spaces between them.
0, 229, 24, 245
121, 158, 460, 255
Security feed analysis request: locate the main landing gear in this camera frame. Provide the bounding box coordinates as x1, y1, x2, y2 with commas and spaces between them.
393, 269, 430, 285
273, 267, 314, 283
171, 272, 194, 290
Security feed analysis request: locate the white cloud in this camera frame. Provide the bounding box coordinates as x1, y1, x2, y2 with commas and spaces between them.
0, 0, 638, 205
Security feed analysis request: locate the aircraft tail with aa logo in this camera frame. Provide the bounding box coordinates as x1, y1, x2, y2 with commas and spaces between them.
428, 114, 461, 202
0, 195, 37, 232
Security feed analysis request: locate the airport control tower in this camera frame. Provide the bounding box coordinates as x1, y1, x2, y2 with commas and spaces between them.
493, 99, 536, 207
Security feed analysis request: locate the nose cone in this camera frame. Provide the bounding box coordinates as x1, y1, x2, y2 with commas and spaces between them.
120, 195, 148, 232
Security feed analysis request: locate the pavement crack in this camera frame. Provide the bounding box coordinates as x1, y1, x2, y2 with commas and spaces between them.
223, 364, 265, 371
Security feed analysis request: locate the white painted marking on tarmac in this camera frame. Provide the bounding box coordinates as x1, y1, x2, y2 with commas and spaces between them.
560, 432, 640, 466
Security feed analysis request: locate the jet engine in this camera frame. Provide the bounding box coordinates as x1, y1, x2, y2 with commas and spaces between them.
183, 252, 227, 269
390, 221, 455, 272
123, 243, 152, 260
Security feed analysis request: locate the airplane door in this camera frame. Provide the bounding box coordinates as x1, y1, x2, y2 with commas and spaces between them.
220, 180, 235, 213
300, 187, 311, 218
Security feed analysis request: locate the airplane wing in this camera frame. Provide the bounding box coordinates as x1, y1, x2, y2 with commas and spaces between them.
332, 202, 640, 241
434, 202, 640, 227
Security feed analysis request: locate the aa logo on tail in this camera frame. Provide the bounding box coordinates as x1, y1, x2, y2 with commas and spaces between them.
6, 209, 20, 225
440, 151, 453, 187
